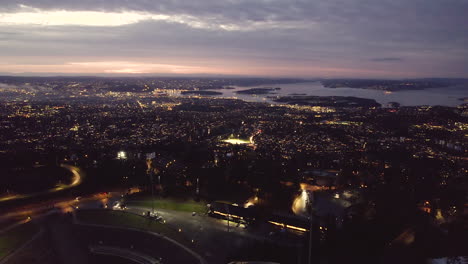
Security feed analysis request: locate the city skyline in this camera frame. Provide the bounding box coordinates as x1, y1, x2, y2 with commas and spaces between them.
0, 1, 467, 263
0, 0, 467, 78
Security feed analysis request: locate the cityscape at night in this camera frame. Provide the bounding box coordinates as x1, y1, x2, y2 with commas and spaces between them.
0, 1, 467, 264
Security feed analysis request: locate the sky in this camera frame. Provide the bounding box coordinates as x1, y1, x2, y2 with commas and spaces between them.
0, 0, 467, 78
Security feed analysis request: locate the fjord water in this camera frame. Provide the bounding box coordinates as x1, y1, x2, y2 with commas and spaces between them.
214, 82, 467, 107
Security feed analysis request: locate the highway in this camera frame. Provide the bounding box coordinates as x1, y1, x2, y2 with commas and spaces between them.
0, 190, 123, 232
0, 164, 83, 203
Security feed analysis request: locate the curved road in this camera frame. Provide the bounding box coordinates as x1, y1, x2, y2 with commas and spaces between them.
0, 164, 83, 203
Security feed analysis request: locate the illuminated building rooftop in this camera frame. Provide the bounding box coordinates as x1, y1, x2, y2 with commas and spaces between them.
222, 138, 251, 145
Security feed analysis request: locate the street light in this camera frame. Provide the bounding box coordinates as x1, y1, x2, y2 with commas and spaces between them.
308, 191, 314, 264
117, 151, 127, 160
149, 169, 154, 215
146, 156, 159, 216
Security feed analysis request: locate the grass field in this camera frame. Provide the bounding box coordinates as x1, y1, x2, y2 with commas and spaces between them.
0, 222, 39, 259
76, 210, 192, 247
125, 198, 207, 214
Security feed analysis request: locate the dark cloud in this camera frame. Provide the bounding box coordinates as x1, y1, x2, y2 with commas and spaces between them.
371, 58, 403, 62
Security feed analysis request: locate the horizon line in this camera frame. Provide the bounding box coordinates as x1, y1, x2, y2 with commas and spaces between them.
0, 74, 467, 81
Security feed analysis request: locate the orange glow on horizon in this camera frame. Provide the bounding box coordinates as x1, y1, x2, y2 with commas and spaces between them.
0, 58, 422, 78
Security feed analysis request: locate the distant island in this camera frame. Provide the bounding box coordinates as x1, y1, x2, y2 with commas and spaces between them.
181, 90, 223, 96
236, 87, 281, 94
321, 78, 468, 91
274, 95, 381, 107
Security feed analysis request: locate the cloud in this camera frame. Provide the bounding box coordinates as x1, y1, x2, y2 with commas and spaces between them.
0, 8, 154, 27
371, 58, 404, 62
0, 1, 466, 77
0, 60, 217, 75
0, 4, 309, 31
69, 61, 210, 74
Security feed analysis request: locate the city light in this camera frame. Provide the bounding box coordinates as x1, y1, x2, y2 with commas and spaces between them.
292, 184, 311, 216
117, 151, 127, 160
222, 138, 251, 145
0, 74, 465, 263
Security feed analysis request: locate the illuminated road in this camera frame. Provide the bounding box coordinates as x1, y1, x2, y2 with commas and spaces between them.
291, 183, 313, 216
292, 189, 309, 216
0, 191, 122, 231
50, 164, 83, 192
0, 164, 83, 203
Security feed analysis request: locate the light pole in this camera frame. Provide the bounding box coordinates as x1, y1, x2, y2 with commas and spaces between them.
149, 169, 155, 215
308, 191, 314, 264
225, 203, 230, 232
146, 157, 157, 216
